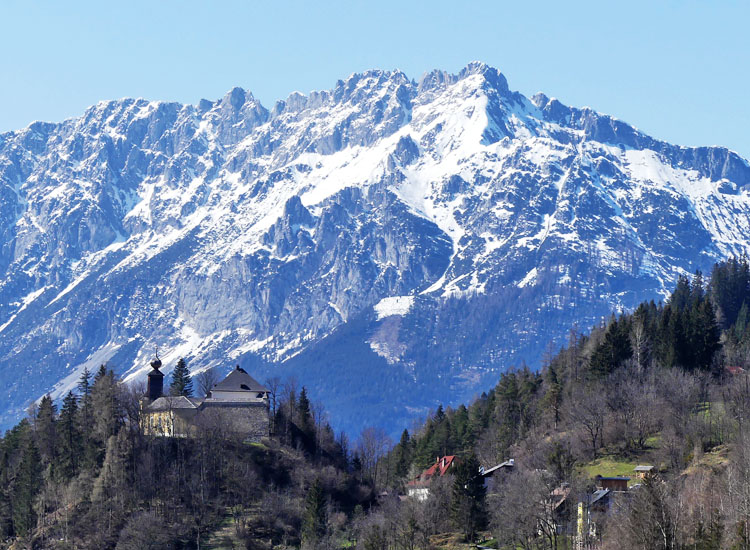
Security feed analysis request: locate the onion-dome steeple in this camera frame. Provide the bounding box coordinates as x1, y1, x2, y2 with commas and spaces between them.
147, 349, 164, 401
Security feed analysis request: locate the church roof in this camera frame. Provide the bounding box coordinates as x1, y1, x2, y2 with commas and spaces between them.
212, 366, 269, 393
146, 396, 201, 411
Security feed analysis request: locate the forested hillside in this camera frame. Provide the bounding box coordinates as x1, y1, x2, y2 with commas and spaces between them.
0, 370, 376, 549
2, 257, 750, 549
371, 257, 750, 550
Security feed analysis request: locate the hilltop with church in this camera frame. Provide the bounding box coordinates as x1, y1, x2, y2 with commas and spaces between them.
140, 356, 270, 440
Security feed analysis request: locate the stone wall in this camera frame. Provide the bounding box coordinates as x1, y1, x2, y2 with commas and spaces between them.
197, 403, 269, 442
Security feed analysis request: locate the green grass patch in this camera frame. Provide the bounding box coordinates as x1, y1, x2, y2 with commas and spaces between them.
577, 456, 639, 485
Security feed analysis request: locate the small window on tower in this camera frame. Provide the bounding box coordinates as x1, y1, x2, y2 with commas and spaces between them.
240, 384, 250, 390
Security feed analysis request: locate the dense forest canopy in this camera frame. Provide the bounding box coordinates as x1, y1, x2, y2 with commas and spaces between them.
2, 257, 750, 549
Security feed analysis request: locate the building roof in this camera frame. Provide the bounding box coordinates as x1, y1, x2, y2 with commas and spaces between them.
591, 489, 610, 505
211, 366, 269, 393
480, 458, 514, 477
550, 484, 571, 511
407, 456, 456, 487
634, 465, 654, 472
596, 476, 630, 481
146, 396, 201, 411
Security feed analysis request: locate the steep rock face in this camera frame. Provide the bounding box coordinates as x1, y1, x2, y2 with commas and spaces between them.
0, 63, 749, 434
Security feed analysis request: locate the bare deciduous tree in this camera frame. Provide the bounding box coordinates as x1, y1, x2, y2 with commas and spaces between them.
356, 427, 391, 487
566, 384, 608, 459
196, 368, 221, 398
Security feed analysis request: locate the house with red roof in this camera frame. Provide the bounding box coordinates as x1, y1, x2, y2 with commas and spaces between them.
406, 455, 457, 501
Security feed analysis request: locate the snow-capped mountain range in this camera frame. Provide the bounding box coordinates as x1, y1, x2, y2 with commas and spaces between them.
1, 62, 749, 434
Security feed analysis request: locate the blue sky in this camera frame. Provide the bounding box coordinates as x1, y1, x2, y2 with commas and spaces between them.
1, 0, 748, 158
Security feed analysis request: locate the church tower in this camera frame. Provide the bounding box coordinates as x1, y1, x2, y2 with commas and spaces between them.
147, 355, 164, 401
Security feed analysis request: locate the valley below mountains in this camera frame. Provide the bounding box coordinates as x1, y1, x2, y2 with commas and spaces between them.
1, 62, 749, 434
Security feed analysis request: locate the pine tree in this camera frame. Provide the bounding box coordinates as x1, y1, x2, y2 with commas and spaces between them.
56, 391, 81, 480
78, 367, 92, 396
169, 357, 193, 397
433, 412, 452, 457
691, 298, 722, 371
451, 405, 471, 451
412, 420, 439, 469
589, 316, 632, 377
34, 394, 57, 466
77, 367, 97, 469
671, 275, 692, 311
91, 368, 123, 453
297, 387, 315, 450
12, 439, 42, 537
451, 453, 487, 542
301, 478, 327, 547
393, 429, 411, 479
94, 364, 108, 384
544, 363, 563, 429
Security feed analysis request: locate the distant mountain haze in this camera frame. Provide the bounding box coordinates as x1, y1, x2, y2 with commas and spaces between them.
0, 62, 748, 434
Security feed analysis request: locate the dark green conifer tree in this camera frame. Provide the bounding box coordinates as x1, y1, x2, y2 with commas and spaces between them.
78, 367, 92, 397
94, 364, 108, 384
450, 453, 487, 542
451, 405, 471, 451
56, 391, 81, 480
710, 256, 750, 329
412, 420, 439, 470
544, 362, 563, 428
91, 368, 123, 453
34, 394, 57, 466
77, 367, 97, 469
301, 478, 327, 547
393, 429, 411, 479
433, 409, 452, 457
589, 316, 632, 377
297, 387, 315, 447
691, 298, 722, 371
12, 439, 42, 537
169, 358, 193, 397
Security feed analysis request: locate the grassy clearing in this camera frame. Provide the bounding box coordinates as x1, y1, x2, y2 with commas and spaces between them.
577, 456, 639, 485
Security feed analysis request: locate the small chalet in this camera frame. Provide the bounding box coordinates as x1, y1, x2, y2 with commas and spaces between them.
633, 464, 654, 479
141, 358, 270, 441
595, 475, 629, 492
406, 456, 456, 501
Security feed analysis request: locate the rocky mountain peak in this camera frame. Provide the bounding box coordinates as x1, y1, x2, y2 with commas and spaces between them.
0, 64, 748, 434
